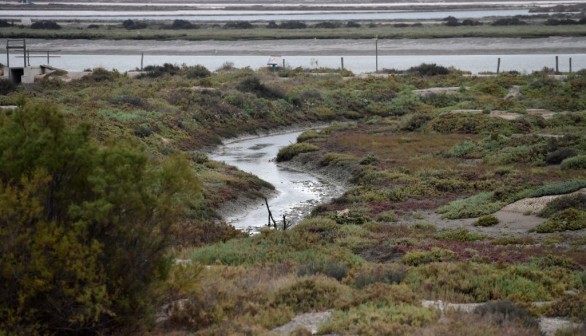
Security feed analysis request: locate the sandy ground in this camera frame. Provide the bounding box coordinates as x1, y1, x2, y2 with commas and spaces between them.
23, 36, 586, 56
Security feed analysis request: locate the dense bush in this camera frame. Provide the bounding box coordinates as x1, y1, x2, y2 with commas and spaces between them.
0, 102, 199, 334
31, 20, 61, 29
402, 248, 457, 266
223, 21, 253, 29
539, 193, 586, 218
492, 17, 527, 26
236, 75, 284, 99
398, 113, 432, 131
314, 21, 340, 28
346, 21, 361, 28
407, 63, 450, 76
169, 19, 198, 29
536, 209, 586, 232
349, 264, 407, 288
142, 63, 181, 78
0, 78, 17, 95
545, 18, 578, 25
277, 21, 307, 29
561, 155, 586, 170
474, 300, 538, 328
186, 64, 211, 79
545, 147, 578, 164
0, 19, 12, 27
121, 19, 147, 30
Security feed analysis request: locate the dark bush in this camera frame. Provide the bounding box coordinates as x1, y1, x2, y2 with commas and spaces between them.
539, 193, 586, 218
407, 63, 450, 76
0, 20, 13, 27
545, 18, 578, 25
298, 261, 349, 281
142, 63, 181, 78
393, 23, 409, 28
267, 20, 279, 28
121, 19, 147, 30
314, 21, 340, 28
31, 20, 61, 29
108, 95, 150, 109
186, 65, 211, 79
462, 19, 482, 26
223, 21, 253, 29
236, 75, 284, 99
87, 24, 100, 29
474, 300, 538, 328
444, 16, 460, 26
134, 124, 153, 138
352, 264, 407, 289
83, 68, 116, 82
0, 78, 17, 95
170, 19, 198, 29
545, 147, 578, 164
492, 17, 527, 26
346, 21, 361, 28
278, 21, 307, 29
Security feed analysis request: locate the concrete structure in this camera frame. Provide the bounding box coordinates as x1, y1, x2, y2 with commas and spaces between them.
3, 65, 62, 84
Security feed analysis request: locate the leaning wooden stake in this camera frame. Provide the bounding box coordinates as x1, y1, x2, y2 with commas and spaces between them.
264, 197, 278, 228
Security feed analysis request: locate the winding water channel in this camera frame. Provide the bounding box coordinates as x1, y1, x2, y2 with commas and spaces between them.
210, 130, 344, 233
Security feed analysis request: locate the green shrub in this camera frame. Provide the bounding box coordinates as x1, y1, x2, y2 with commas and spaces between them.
276, 143, 319, 162
546, 292, 586, 320
349, 264, 407, 289
298, 260, 349, 281
376, 210, 397, 222
0, 102, 199, 334
359, 154, 379, 165
236, 75, 284, 99
434, 228, 486, 241
446, 140, 476, 158
474, 300, 538, 328
319, 303, 437, 335
561, 155, 586, 170
402, 248, 457, 266
521, 180, 586, 198
437, 192, 504, 219
539, 193, 586, 218
186, 65, 211, 79
398, 113, 432, 131
273, 276, 352, 313
536, 209, 586, 233
474, 214, 500, 227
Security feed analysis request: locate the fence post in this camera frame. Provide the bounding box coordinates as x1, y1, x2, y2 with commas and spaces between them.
341, 57, 344, 70
497, 57, 501, 74
555, 56, 559, 73
140, 52, 144, 71
569, 57, 572, 73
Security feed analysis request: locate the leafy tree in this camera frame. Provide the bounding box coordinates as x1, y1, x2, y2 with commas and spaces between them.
0, 102, 200, 334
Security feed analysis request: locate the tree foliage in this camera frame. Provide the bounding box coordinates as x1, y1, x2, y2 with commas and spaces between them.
0, 102, 200, 334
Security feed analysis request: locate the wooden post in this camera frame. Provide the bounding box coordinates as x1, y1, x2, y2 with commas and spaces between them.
555, 56, 559, 73
375, 36, 378, 73
140, 52, 144, 71
282, 59, 285, 68
341, 57, 344, 70
497, 58, 501, 74
569, 57, 572, 73
23, 39, 26, 68
46, 51, 50, 64
282, 215, 287, 230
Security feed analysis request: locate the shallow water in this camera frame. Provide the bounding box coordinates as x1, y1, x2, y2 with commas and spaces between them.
210, 131, 344, 233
